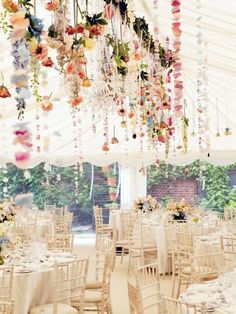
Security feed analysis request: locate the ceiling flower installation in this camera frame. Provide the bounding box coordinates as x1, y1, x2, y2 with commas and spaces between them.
0, 0, 216, 164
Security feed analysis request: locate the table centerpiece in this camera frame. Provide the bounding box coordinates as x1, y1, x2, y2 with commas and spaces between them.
133, 195, 160, 214
166, 198, 194, 221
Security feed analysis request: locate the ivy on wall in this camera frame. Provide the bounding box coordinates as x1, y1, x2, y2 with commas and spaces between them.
147, 160, 236, 211
0, 163, 91, 212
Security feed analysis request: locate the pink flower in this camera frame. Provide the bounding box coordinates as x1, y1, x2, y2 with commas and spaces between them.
30, 43, 48, 60
104, 3, 115, 19
15, 152, 30, 162
10, 11, 29, 30
45, 0, 59, 11
78, 69, 86, 80
172, 0, 180, 5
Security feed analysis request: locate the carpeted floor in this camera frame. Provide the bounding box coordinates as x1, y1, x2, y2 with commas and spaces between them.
74, 236, 174, 314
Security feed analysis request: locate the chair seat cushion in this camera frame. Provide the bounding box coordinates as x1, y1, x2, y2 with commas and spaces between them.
116, 240, 129, 246
86, 281, 103, 289
29, 303, 78, 314
72, 290, 107, 307
181, 266, 217, 276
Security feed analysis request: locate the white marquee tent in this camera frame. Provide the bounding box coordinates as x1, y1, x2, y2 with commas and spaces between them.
0, 0, 236, 169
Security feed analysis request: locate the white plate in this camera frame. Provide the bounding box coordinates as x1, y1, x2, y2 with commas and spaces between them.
14, 268, 34, 273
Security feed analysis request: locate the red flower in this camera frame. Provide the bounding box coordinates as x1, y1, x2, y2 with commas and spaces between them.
65, 26, 75, 35
70, 96, 83, 107
78, 70, 86, 80
0, 86, 11, 98
158, 135, 165, 143
75, 23, 85, 34
89, 24, 104, 37
42, 57, 54, 67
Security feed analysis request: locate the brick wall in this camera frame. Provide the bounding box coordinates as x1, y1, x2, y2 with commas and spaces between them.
147, 177, 199, 202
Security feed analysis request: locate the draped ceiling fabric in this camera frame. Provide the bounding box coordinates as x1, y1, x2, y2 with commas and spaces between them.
0, 0, 235, 168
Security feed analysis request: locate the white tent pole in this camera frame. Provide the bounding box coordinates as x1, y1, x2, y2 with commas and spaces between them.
120, 165, 147, 210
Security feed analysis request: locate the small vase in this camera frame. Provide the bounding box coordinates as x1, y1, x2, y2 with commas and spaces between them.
173, 211, 186, 221
0, 248, 4, 265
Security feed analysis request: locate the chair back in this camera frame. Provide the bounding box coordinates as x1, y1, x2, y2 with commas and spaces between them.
193, 252, 225, 280
46, 234, 74, 253
0, 301, 14, 314
12, 221, 36, 240
127, 263, 161, 313
93, 206, 103, 230
176, 231, 193, 254
70, 258, 89, 314
53, 211, 73, 234
53, 258, 88, 313
0, 265, 14, 314
95, 238, 115, 286
164, 296, 206, 314
220, 235, 236, 254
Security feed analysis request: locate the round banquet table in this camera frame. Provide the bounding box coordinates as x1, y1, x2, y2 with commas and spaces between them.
13, 267, 54, 314
4, 251, 76, 314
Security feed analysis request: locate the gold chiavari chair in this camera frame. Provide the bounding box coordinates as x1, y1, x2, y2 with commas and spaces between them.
127, 263, 162, 313
46, 234, 74, 253
53, 211, 73, 234
93, 206, 114, 247
12, 221, 36, 241
0, 265, 14, 314
163, 296, 206, 314
173, 231, 194, 298
220, 235, 236, 268
30, 258, 89, 314
73, 238, 115, 313
115, 212, 135, 265
128, 215, 158, 274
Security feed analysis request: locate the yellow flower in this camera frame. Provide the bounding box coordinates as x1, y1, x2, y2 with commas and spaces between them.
84, 38, 95, 50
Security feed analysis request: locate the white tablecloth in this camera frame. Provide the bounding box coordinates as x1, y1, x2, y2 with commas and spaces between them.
13, 267, 54, 314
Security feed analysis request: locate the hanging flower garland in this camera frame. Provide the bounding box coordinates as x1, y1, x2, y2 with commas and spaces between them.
171, 0, 183, 116
13, 123, 32, 166
1, 0, 49, 119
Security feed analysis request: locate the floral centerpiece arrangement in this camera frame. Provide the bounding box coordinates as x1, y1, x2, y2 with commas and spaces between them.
0, 200, 18, 264
0, 200, 17, 223
166, 198, 195, 220
134, 195, 160, 214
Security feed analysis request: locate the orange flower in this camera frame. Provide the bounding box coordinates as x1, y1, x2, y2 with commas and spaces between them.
78, 57, 87, 65
45, 0, 59, 11
2, 0, 18, 12
41, 96, 53, 112
0, 86, 11, 98
102, 143, 109, 152
70, 96, 83, 107
66, 61, 76, 74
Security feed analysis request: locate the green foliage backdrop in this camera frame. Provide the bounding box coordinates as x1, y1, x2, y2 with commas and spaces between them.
147, 160, 236, 211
